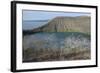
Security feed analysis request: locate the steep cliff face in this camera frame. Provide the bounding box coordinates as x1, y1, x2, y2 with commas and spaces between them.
32, 16, 91, 34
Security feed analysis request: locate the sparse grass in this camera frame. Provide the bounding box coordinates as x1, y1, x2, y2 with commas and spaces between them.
23, 47, 90, 62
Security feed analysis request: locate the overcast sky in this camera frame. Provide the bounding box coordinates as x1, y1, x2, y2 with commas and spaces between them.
23, 10, 90, 21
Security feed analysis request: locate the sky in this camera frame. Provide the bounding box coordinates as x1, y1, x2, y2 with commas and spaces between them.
23, 10, 90, 21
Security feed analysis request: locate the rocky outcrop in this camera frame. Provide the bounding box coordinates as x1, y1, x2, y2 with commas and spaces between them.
32, 16, 91, 34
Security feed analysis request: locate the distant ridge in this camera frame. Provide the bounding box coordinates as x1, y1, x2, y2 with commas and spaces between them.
31, 16, 91, 34
23, 20, 49, 22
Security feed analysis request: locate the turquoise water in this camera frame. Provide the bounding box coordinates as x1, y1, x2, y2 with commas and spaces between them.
33, 32, 90, 38
23, 32, 90, 50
